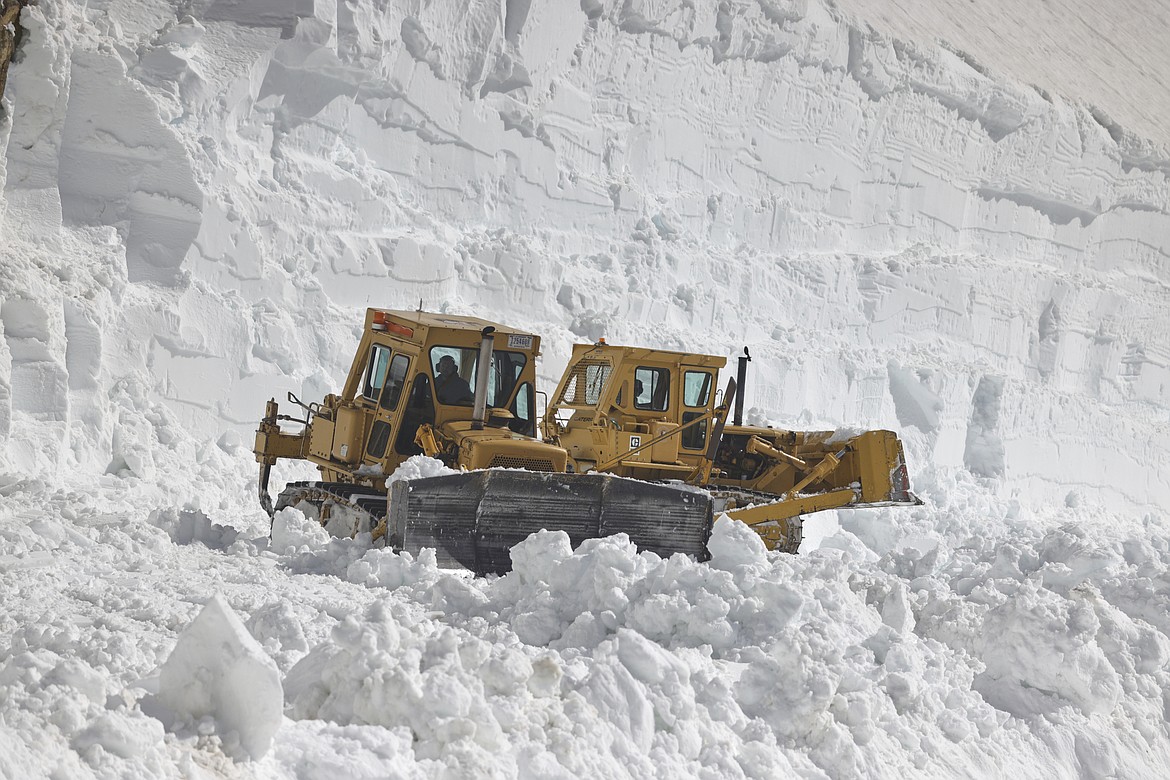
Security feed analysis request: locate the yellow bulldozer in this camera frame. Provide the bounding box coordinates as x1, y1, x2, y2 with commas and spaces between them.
254, 308, 919, 573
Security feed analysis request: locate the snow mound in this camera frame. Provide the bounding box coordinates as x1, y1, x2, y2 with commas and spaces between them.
153, 593, 283, 760
386, 454, 462, 484
270, 505, 330, 554
707, 515, 769, 571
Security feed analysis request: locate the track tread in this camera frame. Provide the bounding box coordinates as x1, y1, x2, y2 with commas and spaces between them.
274, 481, 387, 534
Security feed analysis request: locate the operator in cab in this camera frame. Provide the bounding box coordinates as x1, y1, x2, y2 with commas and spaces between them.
435, 354, 475, 405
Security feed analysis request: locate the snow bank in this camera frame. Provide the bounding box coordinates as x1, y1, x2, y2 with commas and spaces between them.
153, 593, 283, 760
831, 0, 1170, 151
1, 0, 1168, 518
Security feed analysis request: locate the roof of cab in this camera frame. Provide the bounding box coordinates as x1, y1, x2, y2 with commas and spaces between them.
568, 341, 726, 367
374, 309, 538, 337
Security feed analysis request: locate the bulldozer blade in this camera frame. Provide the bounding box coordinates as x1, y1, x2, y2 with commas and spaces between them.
388, 470, 715, 576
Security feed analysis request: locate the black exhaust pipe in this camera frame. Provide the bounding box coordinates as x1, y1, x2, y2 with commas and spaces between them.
734, 347, 750, 426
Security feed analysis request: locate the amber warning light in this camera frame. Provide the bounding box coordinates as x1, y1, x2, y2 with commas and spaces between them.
372, 312, 413, 338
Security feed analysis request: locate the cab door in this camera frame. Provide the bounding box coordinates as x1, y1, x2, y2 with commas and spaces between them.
678, 367, 716, 465
363, 347, 415, 472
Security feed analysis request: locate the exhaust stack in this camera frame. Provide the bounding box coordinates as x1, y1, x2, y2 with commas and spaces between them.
734, 347, 751, 426
471, 327, 496, 430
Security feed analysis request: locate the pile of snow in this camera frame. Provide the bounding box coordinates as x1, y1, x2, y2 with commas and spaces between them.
385, 454, 462, 485
277, 516, 1170, 777
150, 594, 283, 760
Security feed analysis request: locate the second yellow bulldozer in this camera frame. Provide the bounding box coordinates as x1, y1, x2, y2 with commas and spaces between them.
254, 308, 919, 574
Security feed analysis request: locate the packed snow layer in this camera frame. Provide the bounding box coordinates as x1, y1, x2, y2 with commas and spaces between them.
1, 0, 1169, 513
2, 0, 1170, 777
831, 0, 1170, 152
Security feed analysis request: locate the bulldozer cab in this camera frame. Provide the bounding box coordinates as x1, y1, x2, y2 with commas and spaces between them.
541, 341, 919, 538
309, 309, 544, 482
543, 342, 726, 477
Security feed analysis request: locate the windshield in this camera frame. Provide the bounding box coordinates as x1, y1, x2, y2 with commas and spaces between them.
429, 346, 528, 407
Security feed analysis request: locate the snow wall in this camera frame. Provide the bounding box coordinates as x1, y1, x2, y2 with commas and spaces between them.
1, 0, 1169, 517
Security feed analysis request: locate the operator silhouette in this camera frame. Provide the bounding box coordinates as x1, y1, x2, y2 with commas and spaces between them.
435, 354, 475, 405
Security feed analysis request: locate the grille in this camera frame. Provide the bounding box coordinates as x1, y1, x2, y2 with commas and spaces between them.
489, 456, 557, 472
559, 361, 612, 405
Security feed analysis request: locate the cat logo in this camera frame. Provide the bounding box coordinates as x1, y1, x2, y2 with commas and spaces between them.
629, 435, 641, 449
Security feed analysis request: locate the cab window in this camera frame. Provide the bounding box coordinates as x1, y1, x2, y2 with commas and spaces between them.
634, 367, 670, 411
509, 382, 536, 437
560, 361, 612, 406
681, 370, 712, 450
379, 354, 411, 410
683, 371, 712, 407
681, 412, 707, 450
394, 374, 435, 456
363, 344, 392, 401
429, 346, 528, 407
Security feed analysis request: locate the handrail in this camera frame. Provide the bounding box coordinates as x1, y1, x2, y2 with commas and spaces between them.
593, 377, 737, 474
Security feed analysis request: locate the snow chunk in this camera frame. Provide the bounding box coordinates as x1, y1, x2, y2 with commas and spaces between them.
707, 515, 767, 570
881, 583, 916, 634
386, 454, 461, 484
509, 528, 575, 585
154, 594, 283, 760
72, 711, 165, 761
346, 546, 440, 590
974, 579, 1122, 717
270, 505, 330, 553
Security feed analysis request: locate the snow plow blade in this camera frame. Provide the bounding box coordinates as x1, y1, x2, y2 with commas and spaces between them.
387, 470, 715, 575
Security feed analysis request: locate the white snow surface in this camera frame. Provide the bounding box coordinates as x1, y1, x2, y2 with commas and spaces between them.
150, 593, 284, 761
2, 0, 1170, 777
